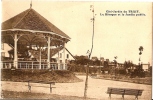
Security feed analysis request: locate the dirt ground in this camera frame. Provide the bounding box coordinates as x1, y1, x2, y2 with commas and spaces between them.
2, 90, 96, 100
1, 75, 152, 100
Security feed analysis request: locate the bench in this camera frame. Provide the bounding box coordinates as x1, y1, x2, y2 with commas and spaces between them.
27, 80, 55, 93
106, 87, 143, 99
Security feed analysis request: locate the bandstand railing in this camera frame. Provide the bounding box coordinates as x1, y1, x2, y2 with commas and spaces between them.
1, 61, 67, 70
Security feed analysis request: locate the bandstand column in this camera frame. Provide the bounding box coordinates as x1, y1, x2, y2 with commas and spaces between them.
39, 49, 41, 69
63, 43, 66, 70
47, 36, 51, 69
14, 33, 18, 68
57, 50, 60, 70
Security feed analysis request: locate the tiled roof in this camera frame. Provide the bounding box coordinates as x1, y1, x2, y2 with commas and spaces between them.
2, 8, 70, 40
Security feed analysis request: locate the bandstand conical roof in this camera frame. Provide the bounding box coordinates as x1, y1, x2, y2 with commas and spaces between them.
2, 8, 70, 40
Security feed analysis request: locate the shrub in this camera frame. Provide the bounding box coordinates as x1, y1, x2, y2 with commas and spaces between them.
130, 69, 145, 78
118, 69, 127, 75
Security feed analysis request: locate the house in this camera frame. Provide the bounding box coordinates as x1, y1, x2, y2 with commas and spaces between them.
100, 57, 104, 62
100, 57, 104, 66
52, 48, 75, 65
106, 59, 110, 64
118, 63, 125, 69
141, 63, 150, 71
108, 62, 116, 69
91, 56, 98, 61
28, 46, 63, 62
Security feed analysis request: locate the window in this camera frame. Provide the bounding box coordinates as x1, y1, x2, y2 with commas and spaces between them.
1, 43, 4, 50
1, 52, 5, 57
67, 54, 69, 58
60, 60, 62, 63
65, 59, 67, 63
60, 53, 62, 58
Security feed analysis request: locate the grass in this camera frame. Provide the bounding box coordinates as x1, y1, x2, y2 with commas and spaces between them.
94, 74, 152, 85
2, 90, 97, 100
1, 69, 82, 83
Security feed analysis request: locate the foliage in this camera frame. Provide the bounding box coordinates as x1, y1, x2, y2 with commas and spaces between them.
124, 60, 133, 69
149, 66, 152, 76
68, 63, 100, 74
130, 66, 145, 78
1, 69, 82, 83
139, 46, 144, 55
89, 67, 98, 74
118, 69, 127, 75
92, 59, 101, 66
74, 55, 102, 67
138, 46, 144, 62
104, 61, 109, 67
67, 64, 85, 72
75, 56, 90, 65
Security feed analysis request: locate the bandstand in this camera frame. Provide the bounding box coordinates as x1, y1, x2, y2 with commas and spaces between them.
1, 7, 70, 70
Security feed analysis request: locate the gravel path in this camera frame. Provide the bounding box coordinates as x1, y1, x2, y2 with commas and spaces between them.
1, 75, 151, 100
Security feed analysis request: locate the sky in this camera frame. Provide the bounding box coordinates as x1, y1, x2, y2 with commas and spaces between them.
1, 0, 152, 65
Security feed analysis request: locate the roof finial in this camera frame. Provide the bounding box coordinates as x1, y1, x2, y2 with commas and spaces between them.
30, 0, 32, 9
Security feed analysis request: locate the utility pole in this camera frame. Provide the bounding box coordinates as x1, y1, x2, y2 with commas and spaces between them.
84, 4, 96, 99
114, 56, 117, 77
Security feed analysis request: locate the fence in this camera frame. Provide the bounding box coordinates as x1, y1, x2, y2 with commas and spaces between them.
1, 61, 67, 70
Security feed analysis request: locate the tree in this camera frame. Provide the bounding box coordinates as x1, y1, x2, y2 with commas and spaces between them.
113, 56, 118, 76
104, 61, 109, 67
93, 59, 101, 66
114, 56, 118, 65
124, 60, 133, 75
124, 60, 133, 69
75, 56, 90, 65
139, 46, 144, 63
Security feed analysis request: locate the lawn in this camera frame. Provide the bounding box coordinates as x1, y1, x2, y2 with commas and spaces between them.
95, 74, 152, 85
1, 69, 82, 83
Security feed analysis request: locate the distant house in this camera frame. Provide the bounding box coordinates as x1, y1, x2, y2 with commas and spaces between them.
108, 62, 116, 69
27, 46, 75, 64
100, 57, 104, 66
141, 63, 150, 71
106, 59, 110, 63
91, 56, 98, 61
118, 63, 124, 69
100, 57, 104, 62
1, 42, 75, 65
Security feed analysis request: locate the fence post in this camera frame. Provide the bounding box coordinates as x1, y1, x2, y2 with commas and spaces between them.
55, 63, 56, 70
5, 63, 6, 69
20, 63, 21, 69
26, 63, 27, 69
32, 62, 33, 69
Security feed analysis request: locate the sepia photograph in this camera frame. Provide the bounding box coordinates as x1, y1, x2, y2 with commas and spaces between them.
1, 0, 152, 100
